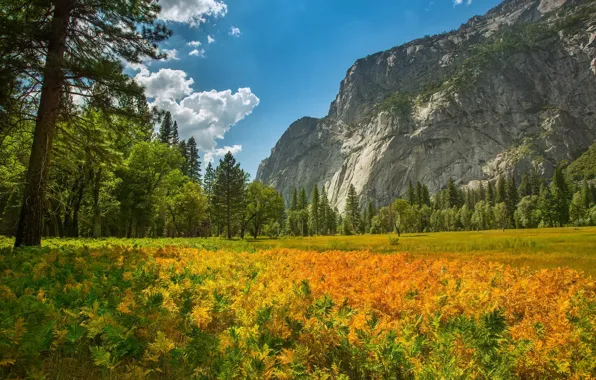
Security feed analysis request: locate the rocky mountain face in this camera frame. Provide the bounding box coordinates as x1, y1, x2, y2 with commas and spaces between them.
257, 0, 596, 211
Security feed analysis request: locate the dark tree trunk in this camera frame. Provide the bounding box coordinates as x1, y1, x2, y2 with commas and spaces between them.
92, 168, 102, 238
14, 3, 71, 247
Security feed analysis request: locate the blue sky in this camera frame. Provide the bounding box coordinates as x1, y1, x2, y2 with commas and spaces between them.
137, 0, 502, 178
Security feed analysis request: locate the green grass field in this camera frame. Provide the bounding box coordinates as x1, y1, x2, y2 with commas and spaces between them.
248, 227, 596, 275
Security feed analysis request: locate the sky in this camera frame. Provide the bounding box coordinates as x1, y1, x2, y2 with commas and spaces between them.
131, 0, 503, 178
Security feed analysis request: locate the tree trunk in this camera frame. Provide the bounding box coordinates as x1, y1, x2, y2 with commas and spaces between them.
14, 3, 71, 247
92, 168, 102, 238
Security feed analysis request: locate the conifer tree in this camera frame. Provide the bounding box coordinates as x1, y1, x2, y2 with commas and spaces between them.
290, 188, 298, 211
186, 137, 201, 183
581, 179, 592, 209
178, 140, 188, 174
416, 182, 423, 207
486, 181, 496, 206
171, 121, 180, 145
551, 166, 570, 226
319, 187, 329, 235
212, 152, 246, 238
421, 184, 431, 207
159, 111, 174, 145
407, 181, 416, 205
310, 185, 320, 235
506, 176, 518, 224
519, 172, 531, 197
495, 174, 506, 204
345, 184, 361, 234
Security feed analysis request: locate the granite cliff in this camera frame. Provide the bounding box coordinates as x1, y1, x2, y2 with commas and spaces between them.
257, 0, 596, 210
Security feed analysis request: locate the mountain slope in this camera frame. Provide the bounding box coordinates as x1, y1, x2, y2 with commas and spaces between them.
257, 0, 596, 211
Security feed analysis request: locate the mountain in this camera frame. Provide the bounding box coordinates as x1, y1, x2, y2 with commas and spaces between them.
257, 0, 596, 211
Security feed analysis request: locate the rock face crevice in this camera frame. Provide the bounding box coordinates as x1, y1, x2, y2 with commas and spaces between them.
257, 0, 596, 211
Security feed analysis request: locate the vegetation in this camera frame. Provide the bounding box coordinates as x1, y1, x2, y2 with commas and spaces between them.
1, 238, 596, 378
567, 142, 596, 181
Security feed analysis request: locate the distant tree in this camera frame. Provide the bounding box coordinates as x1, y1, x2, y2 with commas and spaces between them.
514, 196, 541, 228
290, 188, 298, 211
244, 182, 284, 239
569, 192, 588, 226
421, 184, 431, 207
168, 182, 207, 237
178, 140, 189, 174
495, 174, 506, 204
505, 176, 518, 226
344, 184, 361, 234
318, 187, 329, 235
551, 166, 570, 226
539, 184, 557, 227
486, 181, 496, 206
186, 137, 201, 183
581, 179, 593, 209
159, 111, 174, 145
460, 204, 473, 231
407, 181, 416, 205
391, 199, 413, 236
493, 202, 508, 231
171, 121, 180, 145
212, 152, 246, 238
446, 177, 459, 208
518, 172, 531, 197
309, 185, 320, 235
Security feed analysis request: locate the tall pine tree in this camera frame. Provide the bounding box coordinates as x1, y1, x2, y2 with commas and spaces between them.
159, 111, 174, 145
212, 152, 246, 238
186, 137, 201, 183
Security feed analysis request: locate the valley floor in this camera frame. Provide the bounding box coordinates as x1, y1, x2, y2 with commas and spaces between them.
249, 226, 596, 275
1, 227, 596, 378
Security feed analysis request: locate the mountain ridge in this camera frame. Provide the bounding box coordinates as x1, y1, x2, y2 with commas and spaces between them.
257, 0, 596, 211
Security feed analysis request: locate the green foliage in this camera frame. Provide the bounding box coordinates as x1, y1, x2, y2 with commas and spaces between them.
566, 143, 596, 181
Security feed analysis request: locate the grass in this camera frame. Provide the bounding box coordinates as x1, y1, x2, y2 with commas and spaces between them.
247, 227, 596, 275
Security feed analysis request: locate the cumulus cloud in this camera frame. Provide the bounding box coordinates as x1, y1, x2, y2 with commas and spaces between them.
187, 40, 202, 47
189, 48, 205, 57
134, 68, 194, 100
207, 35, 215, 44
161, 48, 180, 61
134, 67, 259, 151
159, 0, 228, 26
229, 26, 241, 37
204, 144, 243, 163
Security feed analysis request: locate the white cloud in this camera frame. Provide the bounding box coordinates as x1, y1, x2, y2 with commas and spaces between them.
229, 26, 241, 37
204, 145, 243, 163
153, 87, 259, 151
135, 68, 194, 100
453, 0, 471, 5
189, 48, 205, 57
207, 35, 215, 44
188, 40, 202, 47
159, 0, 228, 26
136, 67, 259, 151
161, 48, 180, 61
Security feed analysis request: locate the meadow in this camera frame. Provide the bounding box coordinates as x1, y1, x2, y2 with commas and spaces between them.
0, 228, 595, 378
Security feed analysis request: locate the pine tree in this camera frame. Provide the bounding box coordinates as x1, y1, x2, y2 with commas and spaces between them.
319, 187, 329, 235
310, 185, 320, 235
486, 182, 496, 206
519, 172, 531, 197
171, 121, 180, 145
290, 188, 298, 211
407, 181, 416, 205
506, 176, 518, 225
529, 166, 542, 196
186, 137, 201, 183
446, 177, 459, 208
159, 111, 173, 145
212, 152, 246, 238
345, 184, 360, 234
416, 182, 423, 207
421, 184, 431, 207
551, 166, 570, 226
495, 174, 506, 204
581, 179, 592, 209
177, 140, 188, 174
